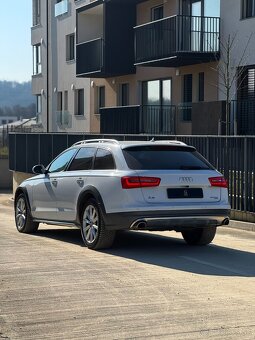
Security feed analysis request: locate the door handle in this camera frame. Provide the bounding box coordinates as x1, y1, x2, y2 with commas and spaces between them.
51, 179, 58, 187
77, 178, 84, 187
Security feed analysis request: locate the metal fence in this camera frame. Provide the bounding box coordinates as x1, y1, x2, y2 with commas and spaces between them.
8, 133, 255, 215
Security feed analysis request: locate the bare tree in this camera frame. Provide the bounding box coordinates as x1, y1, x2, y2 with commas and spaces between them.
211, 33, 253, 135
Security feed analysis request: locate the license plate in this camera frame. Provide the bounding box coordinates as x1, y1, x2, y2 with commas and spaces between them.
167, 188, 203, 199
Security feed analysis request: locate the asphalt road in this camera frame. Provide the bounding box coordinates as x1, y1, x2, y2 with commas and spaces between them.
0, 196, 255, 339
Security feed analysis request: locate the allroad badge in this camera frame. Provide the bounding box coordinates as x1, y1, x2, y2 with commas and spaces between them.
179, 177, 194, 183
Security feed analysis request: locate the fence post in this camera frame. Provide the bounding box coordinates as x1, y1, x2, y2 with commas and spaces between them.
243, 137, 248, 212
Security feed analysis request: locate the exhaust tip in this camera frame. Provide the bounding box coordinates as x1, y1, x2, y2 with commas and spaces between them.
223, 218, 230, 225
130, 220, 147, 230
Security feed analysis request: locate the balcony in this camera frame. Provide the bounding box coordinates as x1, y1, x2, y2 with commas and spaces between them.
76, 1, 136, 78
134, 15, 220, 67
100, 105, 176, 135
76, 38, 103, 76
55, 0, 68, 17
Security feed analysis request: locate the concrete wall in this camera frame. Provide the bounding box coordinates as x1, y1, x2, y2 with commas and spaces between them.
0, 159, 12, 190
12, 172, 34, 195
219, 0, 255, 100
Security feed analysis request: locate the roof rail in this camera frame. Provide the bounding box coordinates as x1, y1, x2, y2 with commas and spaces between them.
154, 140, 187, 146
72, 139, 120, 146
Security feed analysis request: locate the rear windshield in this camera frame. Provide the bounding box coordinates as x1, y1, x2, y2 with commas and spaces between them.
122, 145, 213, 170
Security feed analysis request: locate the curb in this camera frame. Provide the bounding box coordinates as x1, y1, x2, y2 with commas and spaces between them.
228, 220, 255, 232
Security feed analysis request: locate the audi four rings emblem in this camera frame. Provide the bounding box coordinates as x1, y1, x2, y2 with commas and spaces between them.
179, 177, 194, 183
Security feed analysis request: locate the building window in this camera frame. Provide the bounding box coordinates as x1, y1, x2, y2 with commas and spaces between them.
142, 79, 171, 106
198, 72, 204, 102
64, 91, 68, 111
36, 94, 42, 114
98, 86, 105, 109
33, 44, 42, 75
57, 92, 63, 111
151, 5, 164, 21
238, 65, 255, 100
182, 74, 193, 121
32, 0, 41, 26
242, 0, 255, 18
118, 84, 129, 106
75, 89, 84, 115
66, 34, 75, 61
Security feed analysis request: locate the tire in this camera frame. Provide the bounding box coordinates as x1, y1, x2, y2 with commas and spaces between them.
15, 194, 39, 233
81, 198, 115, 250
181, 226, 217, 246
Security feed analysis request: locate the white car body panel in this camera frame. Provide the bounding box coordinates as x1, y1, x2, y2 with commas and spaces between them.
17, 140, 230, 229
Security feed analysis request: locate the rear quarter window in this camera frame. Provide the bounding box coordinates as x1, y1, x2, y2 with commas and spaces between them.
122, 145, 213, 170
94, 148, 115, 170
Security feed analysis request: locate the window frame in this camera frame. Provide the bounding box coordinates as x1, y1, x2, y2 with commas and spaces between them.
151, 5, 164, 21
32, 0, 41, 26
33, 44, 42, 75
36, 94, 42, 114
198, 72, 204, 102
75, 89, 85, 116
96, 86, 105, 113
118, 83, 130, 106
93, 148, 116, 170
67, 147, 96, 171
47, 148, 77, 173
66, 33, 75, 62
242, 0, 255, 18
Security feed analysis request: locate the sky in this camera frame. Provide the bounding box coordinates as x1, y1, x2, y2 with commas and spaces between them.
0, 0, 32, 83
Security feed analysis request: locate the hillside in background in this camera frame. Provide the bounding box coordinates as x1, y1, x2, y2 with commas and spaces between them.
0, 81, 35, 108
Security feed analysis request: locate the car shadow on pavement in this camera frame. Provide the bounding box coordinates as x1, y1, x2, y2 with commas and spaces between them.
106, 230, 255, 278
36, 227, 84, 246
34, 227, 255, 278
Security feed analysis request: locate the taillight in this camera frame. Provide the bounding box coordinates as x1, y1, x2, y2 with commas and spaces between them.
209, 177, 228, 188
121, 176, 161, 189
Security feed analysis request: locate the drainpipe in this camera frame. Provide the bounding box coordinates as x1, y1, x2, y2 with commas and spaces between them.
46, 0, 49, 132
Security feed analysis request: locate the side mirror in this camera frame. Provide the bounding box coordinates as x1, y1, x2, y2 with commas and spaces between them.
32, 164, 48, 175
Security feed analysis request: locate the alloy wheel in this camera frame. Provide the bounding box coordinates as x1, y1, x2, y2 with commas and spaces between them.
16, 197, 27, 231
83, 204, 99, 244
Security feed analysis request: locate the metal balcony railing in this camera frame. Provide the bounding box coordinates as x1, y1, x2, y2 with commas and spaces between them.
135, 15, 220, 65
100, 105, 176, 135
76, 38, 103, 76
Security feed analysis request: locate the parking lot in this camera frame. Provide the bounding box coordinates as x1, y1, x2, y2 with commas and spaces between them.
0, 194, 255, 339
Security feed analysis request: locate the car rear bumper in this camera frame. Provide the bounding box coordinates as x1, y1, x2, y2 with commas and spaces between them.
104, 209, 230, 231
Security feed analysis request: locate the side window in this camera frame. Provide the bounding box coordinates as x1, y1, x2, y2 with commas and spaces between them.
94, 148, 115, 170
48, 149, 76, 173
68, 147, 96, 171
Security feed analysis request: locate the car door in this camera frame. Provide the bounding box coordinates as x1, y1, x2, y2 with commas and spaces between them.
32, 148, 77, 220
53, 147, 96, 222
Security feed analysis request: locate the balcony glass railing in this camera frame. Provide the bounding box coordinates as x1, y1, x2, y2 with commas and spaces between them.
55, 0, 68, 17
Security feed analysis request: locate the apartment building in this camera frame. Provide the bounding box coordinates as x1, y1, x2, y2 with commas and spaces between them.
32, 0, 255, 135
31, 0, 94, 133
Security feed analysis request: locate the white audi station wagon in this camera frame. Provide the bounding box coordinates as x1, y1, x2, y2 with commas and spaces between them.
14, 139, 230, 250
